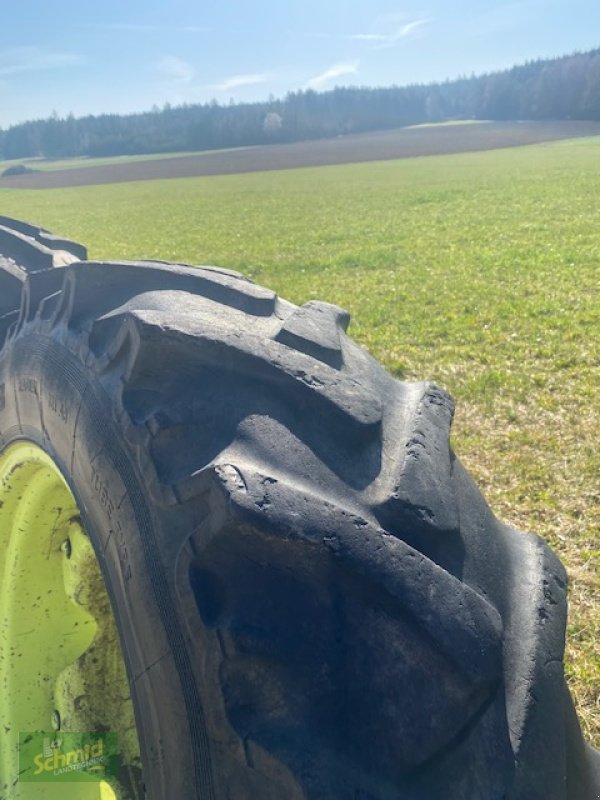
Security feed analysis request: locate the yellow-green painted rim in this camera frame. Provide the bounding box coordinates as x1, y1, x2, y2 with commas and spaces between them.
0, 442, 142, 799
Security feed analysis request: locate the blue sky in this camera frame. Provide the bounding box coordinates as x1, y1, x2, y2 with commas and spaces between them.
1, 0, 599, 128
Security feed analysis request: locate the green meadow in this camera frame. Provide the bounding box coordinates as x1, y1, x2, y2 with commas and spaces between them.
1, 136, 599, 742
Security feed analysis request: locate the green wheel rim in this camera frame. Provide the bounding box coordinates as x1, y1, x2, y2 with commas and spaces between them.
0, 442, 142, 799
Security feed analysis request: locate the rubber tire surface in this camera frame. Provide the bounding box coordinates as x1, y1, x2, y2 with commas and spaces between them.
0, 219, 597, 800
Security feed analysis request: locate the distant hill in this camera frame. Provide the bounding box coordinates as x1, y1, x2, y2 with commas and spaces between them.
1, 47, 599, 162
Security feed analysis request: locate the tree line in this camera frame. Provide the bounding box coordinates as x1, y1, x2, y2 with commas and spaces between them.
2, 47, 600, 161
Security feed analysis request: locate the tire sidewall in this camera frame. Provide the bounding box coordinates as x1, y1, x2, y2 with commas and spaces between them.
0, 328, 198, 800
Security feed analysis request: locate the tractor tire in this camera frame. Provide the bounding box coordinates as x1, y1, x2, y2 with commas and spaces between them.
0, 216, 598, 800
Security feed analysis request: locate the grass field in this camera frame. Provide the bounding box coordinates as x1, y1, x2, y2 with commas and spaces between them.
1, 135, 598, 744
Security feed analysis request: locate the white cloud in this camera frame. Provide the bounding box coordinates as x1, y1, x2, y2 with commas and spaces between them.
352, 19, 429, 42
214, 73, 270, 92
156, 56, 195, 84
0, 47, 83, 77
305, 62, 359, 90
312, 18, 431, 49
369, 18, 431, 48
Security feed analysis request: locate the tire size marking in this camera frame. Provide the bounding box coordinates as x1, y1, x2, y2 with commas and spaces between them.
91, 464, 133, 582
113, 519, 133, 582
18, 377, 38, 395
48, 392, 69, 424
91, 464, 116, 519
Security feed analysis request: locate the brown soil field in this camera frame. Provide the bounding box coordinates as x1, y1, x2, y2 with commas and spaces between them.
2, 120, 600, 189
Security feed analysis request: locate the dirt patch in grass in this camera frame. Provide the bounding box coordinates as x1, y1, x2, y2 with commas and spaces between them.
2, 120, 600, 189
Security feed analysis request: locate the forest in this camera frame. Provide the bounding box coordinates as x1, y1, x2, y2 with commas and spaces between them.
1, 47, 599, 160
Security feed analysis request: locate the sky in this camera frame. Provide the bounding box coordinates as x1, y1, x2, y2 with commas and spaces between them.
1, 0, 599, 128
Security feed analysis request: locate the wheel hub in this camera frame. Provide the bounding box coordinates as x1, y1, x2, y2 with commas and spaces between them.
0, 442, 142, 799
